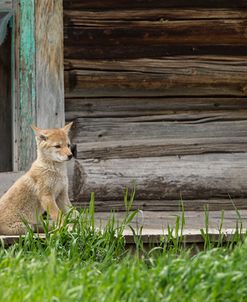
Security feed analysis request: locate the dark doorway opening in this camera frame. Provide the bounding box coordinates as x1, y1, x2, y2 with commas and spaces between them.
0, 23, 12, 172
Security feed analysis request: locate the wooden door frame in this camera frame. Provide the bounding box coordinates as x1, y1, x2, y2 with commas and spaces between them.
2, 0, 64, 171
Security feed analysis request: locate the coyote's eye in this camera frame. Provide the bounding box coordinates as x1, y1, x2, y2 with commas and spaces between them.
54, 145, 61, 149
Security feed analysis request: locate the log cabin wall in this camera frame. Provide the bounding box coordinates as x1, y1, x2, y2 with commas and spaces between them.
63, 0, 247, 211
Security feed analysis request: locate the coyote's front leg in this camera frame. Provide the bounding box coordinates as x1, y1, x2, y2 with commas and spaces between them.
57, 189, 78, 219
40, 194, 62, 223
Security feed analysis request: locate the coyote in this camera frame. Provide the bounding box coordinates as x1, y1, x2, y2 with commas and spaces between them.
0, 123, 76, 235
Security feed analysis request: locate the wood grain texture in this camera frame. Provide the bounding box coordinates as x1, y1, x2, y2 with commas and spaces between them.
65, 97, 247, 119
73, 198, 247, 212
73, 154, 247, 202
63, 0, 247, 10
64, 9, 247, 23
36, 0, 65, 129
64, 1, 247, 213
93, 210, 247, 244
65, 45, 247, 60
64, 20, 247, 59
94, 210, 247, 233
65, 57, 247, 97
13, 0, 65, 171
72, 115, 247, 143
64, 56, 247, 72
0, 171, 25, 196
0, 0, 12, 11
75, 137, 247, 160
0, 26, 12, 171
1, 225, 246, 245
64, 3, 247, 59
15, 0, 36, 170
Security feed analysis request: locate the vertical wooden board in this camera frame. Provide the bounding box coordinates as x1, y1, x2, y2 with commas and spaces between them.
0, 171, 25, 196
36, 0, 65, 129
0, 25, 12, 171
15, 0, 36, 170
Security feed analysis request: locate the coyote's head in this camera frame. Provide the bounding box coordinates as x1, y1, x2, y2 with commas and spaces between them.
31, 122, 74, 163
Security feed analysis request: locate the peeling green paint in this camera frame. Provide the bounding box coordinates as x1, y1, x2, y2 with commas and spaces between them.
19, 0, 36, 170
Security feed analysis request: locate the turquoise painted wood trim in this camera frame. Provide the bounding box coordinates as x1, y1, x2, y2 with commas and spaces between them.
18, 0, 36, 170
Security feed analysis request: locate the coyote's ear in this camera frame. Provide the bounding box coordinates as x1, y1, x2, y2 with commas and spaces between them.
63, 122, 73, 134
31, 125, 47, 141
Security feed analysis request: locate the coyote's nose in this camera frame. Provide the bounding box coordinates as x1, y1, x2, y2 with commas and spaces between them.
68, 154, 73, 160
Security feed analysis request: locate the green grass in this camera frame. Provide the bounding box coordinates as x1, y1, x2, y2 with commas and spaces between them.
1, 239, 247, 301
0, 194, 247, 302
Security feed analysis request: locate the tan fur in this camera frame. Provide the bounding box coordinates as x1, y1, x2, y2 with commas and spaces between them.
0, 123, 75, 235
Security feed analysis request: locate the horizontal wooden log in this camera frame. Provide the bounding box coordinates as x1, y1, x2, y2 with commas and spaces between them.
75, 137, 247, 159
73, 153, 247, 202
64, 57, 247, 97
64, 56, 247, 72
63, 0, 247, 10
65, 97, 247, 119
65, 45, 247, 60
72, 115, 247, 143
64, 9, 247, 23
73, 198, 247, 212
64, 20, 247, 59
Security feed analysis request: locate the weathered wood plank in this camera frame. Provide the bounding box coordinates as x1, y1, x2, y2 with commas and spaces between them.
14, 0, 36, 170
0, 171, 25, 196
36, 0, 64, 128
95, 210, 247, 243
65, 45, 247, 60
63, 0, 247, 10
73, 198, 247, 212
75, 137, 247, 159
73, 154, 247, 202
123, 229, 247, 244
64, 57, 247, 97
65, 70, 247, 97
13, 0, 65, 171
64, 9, 247, 23
0, 25, 12, 171
65, 17, 247, 28
1, 209, 247, 245
95, 210, 247, 232
64, 20, 247, 59
72, 116, 247, 143
64, 56, 247, 72
0, 0, 12, 11
65, 97, 247, 119
1, 227, 245, 245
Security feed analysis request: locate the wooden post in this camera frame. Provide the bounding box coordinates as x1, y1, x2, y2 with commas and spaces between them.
13, 0, 64, 171
14, 0, 36, 170
36, 0, 65, 129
